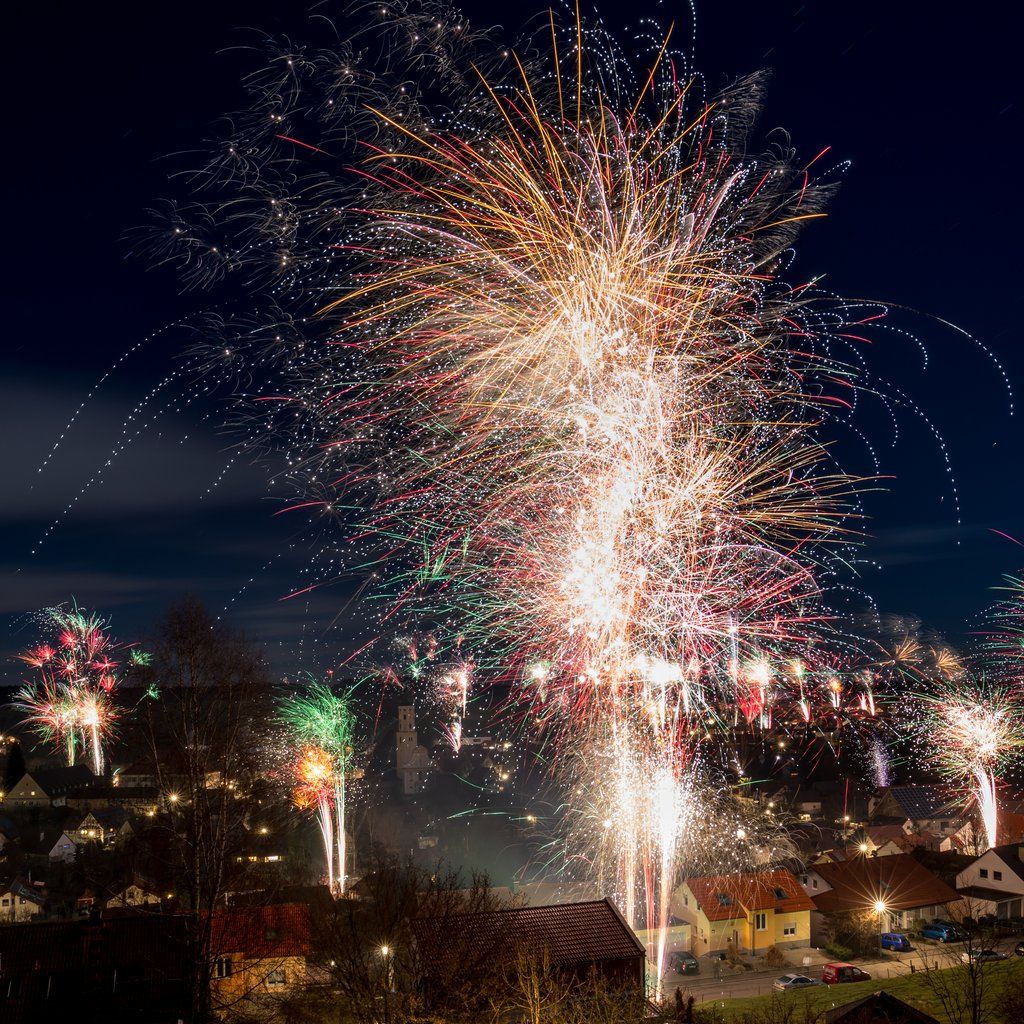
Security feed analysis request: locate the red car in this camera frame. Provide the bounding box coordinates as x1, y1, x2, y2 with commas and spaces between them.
821, 962, 871, 984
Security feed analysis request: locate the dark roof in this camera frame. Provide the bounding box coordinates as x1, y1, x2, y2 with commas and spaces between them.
812, 854, 958, 913
686, 870, 815, 921
25, 765, 97, 795
957, 885, 1021, 902
825, 990, 940, 1023
414, 899, 644, 966
0, 878, 45, 906
989, 845, 1024, 885
0, 913, 189, 975
884, 786, 952, 820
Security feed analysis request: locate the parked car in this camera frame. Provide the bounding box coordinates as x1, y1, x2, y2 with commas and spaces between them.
880, 932, 911, 952
1015, 941, 1024, 957
774, 975, 824, 991
960, 949, 1008, 964
669, 951, 699, 974
821, 963, 871, 984
921, 923, 966, 943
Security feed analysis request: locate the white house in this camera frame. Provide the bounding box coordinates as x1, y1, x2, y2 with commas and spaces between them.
955, 845, 1024, 919
49, 831, 82, 864
105, 880, 162, 909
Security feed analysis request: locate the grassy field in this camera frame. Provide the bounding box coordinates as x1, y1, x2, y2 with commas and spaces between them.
693, 959, 1024, 1021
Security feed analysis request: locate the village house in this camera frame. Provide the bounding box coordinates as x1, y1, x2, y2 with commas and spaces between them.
3, 766, 100, 808
105, 877, 163, 910
869, 785, 963, 839
809, 853, 958, 941
942, 810, 1024, 857
0, 878, 46, 923
64, 783, 159, 815
209, 903, 314, 1016
675, 869, 813, 957
955, 844, 1024, 919
49, 830, 82, 864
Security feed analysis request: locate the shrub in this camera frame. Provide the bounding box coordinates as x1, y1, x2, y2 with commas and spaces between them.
824, 942, 855, 962
762, 945, 790, 969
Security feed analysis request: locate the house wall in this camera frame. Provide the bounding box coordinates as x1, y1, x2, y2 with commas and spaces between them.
0, 892, 41, 923
3, 775, 50, 807
211, 953, 306, 1012
771, 910, 810, 948
956, 850, 1024, 896
50, 833, 78, 863
889, 903, 955, 929
799, 870, 829, 896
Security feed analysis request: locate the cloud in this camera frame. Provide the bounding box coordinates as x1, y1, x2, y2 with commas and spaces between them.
0, 376, 269, 522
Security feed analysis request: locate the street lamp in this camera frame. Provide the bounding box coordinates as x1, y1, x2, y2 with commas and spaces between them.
874, 900, 887, 951
380, 944, 394, 992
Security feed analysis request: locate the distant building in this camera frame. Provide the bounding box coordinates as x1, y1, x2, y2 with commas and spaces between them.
869, 786, 962, 838
105, 877, 163, 910
48, 831, 81, 864
943, 810, 1024, 857
395, 705, 430, 795
4, 766, 99, 808
0, 879, 45, 924
675, 869, 813, 956
66, 785, 158, 815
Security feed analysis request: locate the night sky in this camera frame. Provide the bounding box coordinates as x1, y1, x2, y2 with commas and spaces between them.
4, 1, 1022, 677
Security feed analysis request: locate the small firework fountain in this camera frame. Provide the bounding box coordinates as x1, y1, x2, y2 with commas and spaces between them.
281, 681, 357, 894
922, 681, 1022, 851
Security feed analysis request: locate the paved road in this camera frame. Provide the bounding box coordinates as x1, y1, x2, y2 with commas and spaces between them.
662, 939, 1020, 1005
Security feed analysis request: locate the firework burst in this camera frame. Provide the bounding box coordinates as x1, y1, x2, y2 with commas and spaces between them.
16, 605, 128, 773
920, 681, 1023, 851
281, 681, 357, 893
147, 4, 930, 990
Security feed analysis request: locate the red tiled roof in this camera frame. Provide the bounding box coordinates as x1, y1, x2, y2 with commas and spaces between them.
210, 903, 312, 959
685, 870, 814, 921
811, 853, 957, 913
413, 899, 644, 966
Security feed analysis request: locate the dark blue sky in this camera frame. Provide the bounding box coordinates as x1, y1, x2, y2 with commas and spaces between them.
3, 1, 1022, 676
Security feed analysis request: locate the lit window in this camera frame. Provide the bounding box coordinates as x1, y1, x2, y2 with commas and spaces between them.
755, 913, 767, 931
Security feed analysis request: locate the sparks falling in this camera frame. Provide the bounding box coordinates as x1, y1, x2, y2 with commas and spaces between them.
281, 681, 357, 893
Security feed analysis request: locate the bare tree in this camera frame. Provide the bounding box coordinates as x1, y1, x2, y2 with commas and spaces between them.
142, 597, 274, 1023
299, 854, 510, 1024
914, 901, 1018, 1024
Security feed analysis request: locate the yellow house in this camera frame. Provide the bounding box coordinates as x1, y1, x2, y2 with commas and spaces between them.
675, 869, 813, 957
